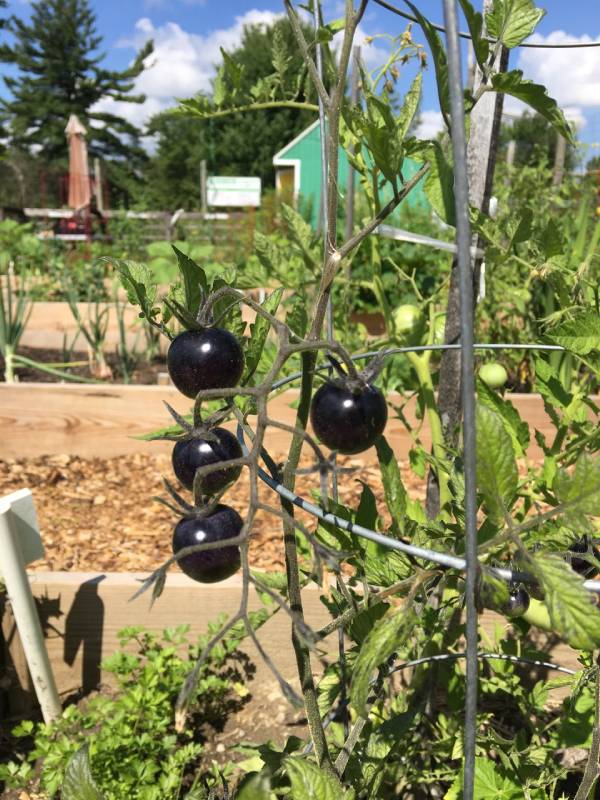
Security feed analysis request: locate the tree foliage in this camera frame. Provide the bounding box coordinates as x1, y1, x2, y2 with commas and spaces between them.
1, 0, 153, 201
499, 111, 577, 169
142, 18, 317, 209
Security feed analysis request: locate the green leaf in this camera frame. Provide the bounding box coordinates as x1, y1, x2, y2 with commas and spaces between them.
285, 293, 308, 338
403, 0, 449, 123
375, 435, 407, 535
476, 378, 530, 457
485, 0, 545, 48
476, 404, 518, 523
542, 311, 600, 362
457, 0, 489, 66
412, 140, 455, 226
533, 354, 573, 411
235, 771, 273, 799
61, 746, 105, 800
243, 287, 283, 383
396, 71, 422, 142
350, 609, 411, 715
114, 259, 158, 321
554, 453, 600, 517
284, 757, 347, 799
491, 71, 573, 143
171, 245, 208, 318
532, 553, 600, 650
347, 602, 389, 645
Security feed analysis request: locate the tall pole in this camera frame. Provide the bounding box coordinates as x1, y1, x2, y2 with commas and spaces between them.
200, 160, 208, 214
344, 46, 361, 242
553, 133, 567, 186
93, 158, 103, 212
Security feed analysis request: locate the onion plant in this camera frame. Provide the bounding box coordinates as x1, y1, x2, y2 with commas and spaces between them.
0, 265, 32, 382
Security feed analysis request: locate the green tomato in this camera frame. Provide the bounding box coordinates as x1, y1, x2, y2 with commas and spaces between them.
393, 304, 425, 345
479, 362, 508, 389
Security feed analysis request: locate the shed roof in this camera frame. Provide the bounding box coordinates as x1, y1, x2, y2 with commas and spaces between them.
273, 119, 320, 162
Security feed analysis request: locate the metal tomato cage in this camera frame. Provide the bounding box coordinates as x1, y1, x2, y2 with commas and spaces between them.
235, 3, 600, 797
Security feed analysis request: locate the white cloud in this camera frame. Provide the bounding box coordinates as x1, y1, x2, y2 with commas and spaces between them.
95, 9, 281, 131
516, 31, 600, 109
413, 109, 444, 140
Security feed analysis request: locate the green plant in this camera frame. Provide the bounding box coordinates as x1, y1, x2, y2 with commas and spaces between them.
64, 281, 111, 380
78, 1, 600, 797
0, 265, 32, 382
0, 621, 261, 798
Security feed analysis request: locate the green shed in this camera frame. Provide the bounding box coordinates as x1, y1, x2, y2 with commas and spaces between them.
273, 120, 428, 229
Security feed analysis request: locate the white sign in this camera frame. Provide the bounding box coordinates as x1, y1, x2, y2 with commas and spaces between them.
207, 176, 261, 207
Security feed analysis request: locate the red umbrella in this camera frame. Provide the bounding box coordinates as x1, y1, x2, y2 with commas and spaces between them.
65, 114, 90, 209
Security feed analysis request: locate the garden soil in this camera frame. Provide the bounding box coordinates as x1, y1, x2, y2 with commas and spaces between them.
0, 452, 426, 573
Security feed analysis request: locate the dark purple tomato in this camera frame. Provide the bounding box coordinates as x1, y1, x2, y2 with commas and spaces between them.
568, 537, 599, 578
167, 328, 244, 399
172, 505, 242, 583
310, 381, 387, 455
172, 428, 243, 494
504, 585, 530, 618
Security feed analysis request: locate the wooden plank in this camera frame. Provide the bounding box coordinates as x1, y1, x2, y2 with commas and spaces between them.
4, 572, 580, 709
6, 573, 336, 701
0, 384, 591, 460
18, 300, 257, 351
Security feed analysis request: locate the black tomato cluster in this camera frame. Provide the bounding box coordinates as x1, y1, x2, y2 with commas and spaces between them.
567, 536, 600, 578
166, 327, 245, 584
310, 380, 387, 455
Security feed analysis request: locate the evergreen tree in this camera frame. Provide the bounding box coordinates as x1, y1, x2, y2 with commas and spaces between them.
1, 0, 153, 201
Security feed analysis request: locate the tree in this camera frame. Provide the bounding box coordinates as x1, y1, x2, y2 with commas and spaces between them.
141, 114, 209, 210
499, 111, 577, 170
142, 18, 316, 209
1, 0, 153, 202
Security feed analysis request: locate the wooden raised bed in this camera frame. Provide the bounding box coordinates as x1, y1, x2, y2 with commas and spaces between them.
0, 383, 570, 460
1, 385, 591, 715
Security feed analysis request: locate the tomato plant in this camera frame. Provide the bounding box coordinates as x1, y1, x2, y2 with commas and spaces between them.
23, 3, 599, 799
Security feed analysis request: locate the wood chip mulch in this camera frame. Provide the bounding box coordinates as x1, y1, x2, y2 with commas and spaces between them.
0, 453, 427, 574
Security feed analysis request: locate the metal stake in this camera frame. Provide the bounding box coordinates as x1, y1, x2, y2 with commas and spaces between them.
441, 1, 479, 796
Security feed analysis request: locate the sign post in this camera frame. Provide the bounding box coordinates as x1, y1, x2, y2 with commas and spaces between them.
207, 176, 261, 207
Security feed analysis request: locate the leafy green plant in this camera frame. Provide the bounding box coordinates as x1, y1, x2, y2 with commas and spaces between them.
0, 621, 263, 799
35, 2, 600, 798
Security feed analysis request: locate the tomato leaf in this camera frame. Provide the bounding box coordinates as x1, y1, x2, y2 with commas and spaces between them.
402, 0, 449, 124
243, 287, 283, 383
457, 0, 489, 66
476, 404, 518, 523
485, 0, 546, 48
476, 378, 530, 457
61, 746, 105, 800
542, 311, 600, 372
284, 757, 349, 799
171, 245, 208, 317
532, 553, 600, 650
350, 609, 411, 715
375, 435, 407, 535
491, 71, 573, 143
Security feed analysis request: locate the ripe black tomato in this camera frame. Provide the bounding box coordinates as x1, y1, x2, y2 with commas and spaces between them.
172, 504, 242, 583
568, 537, 599, 578
167, 328, 244, 399
504, 585, 530, 618
172, 428, 243, 494
310, 381, 387, 455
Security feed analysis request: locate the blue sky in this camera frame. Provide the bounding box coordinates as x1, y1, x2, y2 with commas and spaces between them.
3, 0, 600, 156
